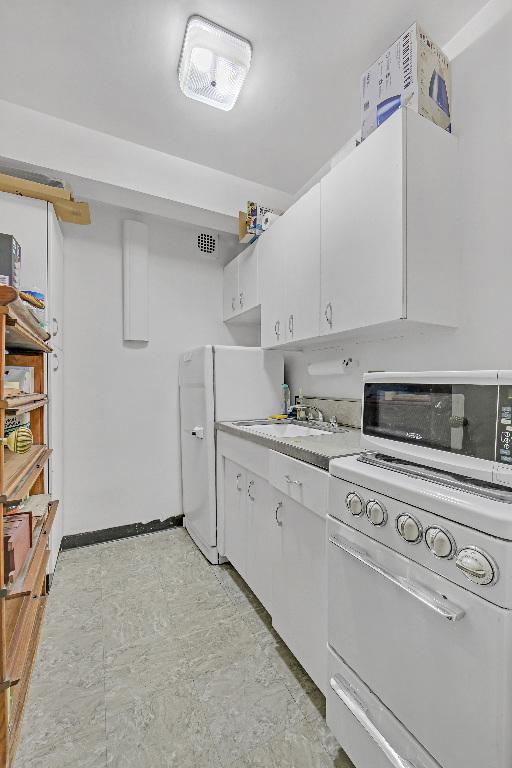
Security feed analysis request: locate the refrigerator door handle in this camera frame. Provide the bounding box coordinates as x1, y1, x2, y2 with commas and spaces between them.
190, 426, 204, 439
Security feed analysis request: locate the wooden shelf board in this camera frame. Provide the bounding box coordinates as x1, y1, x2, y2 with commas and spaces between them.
4, 319, 52, 354
8, 595, 47, 760
1, 447, 52, 504
5, 549, 48, 689
2, 394, 48, 416
6, 501, 58, 600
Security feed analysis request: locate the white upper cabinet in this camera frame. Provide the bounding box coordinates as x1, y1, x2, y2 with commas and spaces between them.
237, 241, 259, 314
222, 256, 238, 321
222, 241, 259, 322
260, 183, 321, 348
259, 210, 287, 347
283, 183, 321, 343
320, 108, 458, 338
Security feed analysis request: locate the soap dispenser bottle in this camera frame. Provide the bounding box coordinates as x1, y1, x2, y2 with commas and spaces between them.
282, 384, 291, 416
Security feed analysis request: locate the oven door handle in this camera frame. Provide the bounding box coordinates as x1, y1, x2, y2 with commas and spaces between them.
329, 534, 465, 622
330, 674, 418, 768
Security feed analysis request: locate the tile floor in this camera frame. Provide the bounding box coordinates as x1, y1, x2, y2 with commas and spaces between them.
14, 527, 355, 767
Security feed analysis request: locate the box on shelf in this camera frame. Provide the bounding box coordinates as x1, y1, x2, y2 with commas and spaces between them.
247, 201, 279, 236
3, 512, 32, 584
5, 366, 35, 395
0, 172, 91, 225
0, 234, 21, 289
361, 22, 451, 141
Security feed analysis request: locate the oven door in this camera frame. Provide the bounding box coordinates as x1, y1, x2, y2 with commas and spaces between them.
327, 516, 512, 768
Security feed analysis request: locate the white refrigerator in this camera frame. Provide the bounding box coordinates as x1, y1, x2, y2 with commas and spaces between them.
179, 346, 284, 563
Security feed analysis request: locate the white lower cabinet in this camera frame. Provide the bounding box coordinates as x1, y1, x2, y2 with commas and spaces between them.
246, 471, 274, 613
219, 436, 328, 694
272, 490, 327, 693
221, 456, 274, 613
223, 458, 247, 579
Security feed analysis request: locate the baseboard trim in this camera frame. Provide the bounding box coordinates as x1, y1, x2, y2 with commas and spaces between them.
61, 514, 184, 550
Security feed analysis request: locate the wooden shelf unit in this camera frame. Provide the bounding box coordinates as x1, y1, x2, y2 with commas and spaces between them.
0, 286, 57, 767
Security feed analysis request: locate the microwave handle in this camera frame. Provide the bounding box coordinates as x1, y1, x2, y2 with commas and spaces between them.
330, 674, 418, 768
329, 535, 465, 622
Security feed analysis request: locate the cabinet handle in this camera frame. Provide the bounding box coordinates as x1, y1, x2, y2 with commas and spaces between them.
274, 320, 280, 341
288, 314, 294, 337
52, 353, 59, 372
239, 292, 244, 309
247, 480, 255, 502
275, 501, 283, 526
284, 474, 302, 486
325, 302, 333, 328
236, 473, 242, 492
231, 297, 236, 312
52, 317, 59, 337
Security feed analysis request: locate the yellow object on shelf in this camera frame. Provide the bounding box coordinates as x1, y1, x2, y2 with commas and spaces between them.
1, 427, 33, 454
269, 414, 288, 421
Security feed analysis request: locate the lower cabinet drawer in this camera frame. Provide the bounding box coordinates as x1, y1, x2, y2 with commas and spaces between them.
269, 451, 328, 517
327, 646, 441, 768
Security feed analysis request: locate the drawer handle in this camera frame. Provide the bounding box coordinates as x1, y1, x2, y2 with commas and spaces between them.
284, 474, 302, 486
275, 501, 283, 526
236, 473, 242, 492
328, 534, 465, 622
330, 674, 418, 768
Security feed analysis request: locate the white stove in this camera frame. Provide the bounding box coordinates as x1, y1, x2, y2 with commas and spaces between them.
326, 450, 512, 768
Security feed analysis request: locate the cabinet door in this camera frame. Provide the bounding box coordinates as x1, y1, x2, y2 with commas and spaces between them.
48, 348, 64, 573
272, 491, 327, 694
223, 459, 247, 578
246, 471, 274, 613
223, 258, 239, 321
320, 112, 405, 335
284, 184, 321, 342
259, 217, 287, 348
0, 192, 47, 295
238, 242, 259, 313
48, 207, 64, 351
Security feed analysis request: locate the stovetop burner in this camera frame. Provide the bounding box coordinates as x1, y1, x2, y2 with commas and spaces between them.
358, 452, 512, 504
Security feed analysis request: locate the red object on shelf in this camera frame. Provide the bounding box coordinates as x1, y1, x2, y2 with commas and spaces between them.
3, 512, 32, 584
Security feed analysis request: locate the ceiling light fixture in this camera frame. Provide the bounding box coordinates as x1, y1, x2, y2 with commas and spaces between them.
178, 16, 252, 111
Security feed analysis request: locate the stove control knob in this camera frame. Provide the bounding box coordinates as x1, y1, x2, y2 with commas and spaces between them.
396, 514, 422, 543
425, 527, 455, 559
366, 500, 387, 526
455, 548, 497, 586
346, 492, 364, 517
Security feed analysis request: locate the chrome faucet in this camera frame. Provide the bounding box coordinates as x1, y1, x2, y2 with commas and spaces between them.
307, 406, 324, 422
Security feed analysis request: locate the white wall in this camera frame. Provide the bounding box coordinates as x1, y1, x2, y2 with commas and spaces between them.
286, 1, 512, 402
62, 204, 258, 536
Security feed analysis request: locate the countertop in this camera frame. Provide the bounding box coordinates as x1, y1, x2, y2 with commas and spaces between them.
216, 420, 361, 471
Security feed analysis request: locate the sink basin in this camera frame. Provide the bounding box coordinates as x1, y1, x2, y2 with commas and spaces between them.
238, 423, 331, 439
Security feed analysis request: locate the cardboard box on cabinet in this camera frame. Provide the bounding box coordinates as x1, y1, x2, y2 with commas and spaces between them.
361, 23, 451, 141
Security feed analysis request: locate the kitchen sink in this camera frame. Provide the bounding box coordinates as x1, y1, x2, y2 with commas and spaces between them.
237, 423, 332, 438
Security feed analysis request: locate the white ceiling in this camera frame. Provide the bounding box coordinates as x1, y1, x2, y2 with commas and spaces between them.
0, 0, 487, 194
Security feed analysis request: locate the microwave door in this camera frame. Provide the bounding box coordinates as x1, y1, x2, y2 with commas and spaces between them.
450, 393, 465, 451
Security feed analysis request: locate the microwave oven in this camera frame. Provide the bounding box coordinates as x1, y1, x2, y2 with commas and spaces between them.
361, 371, 512, 487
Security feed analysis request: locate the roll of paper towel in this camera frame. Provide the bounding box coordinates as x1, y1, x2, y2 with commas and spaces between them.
307, 358, 354, 376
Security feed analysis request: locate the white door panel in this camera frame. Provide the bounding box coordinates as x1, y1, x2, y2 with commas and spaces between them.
272, 490, 327, 693
48, 348, 63, 572
223, 459, 247, 578
321, 112, 405, 335
48, 207, 64, 350
284, 183, 321, 342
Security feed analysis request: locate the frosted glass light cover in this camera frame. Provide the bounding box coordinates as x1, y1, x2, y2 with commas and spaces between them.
178, 16, 252, 111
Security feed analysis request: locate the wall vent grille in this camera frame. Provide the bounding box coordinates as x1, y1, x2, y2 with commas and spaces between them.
197, 233, 216, 254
